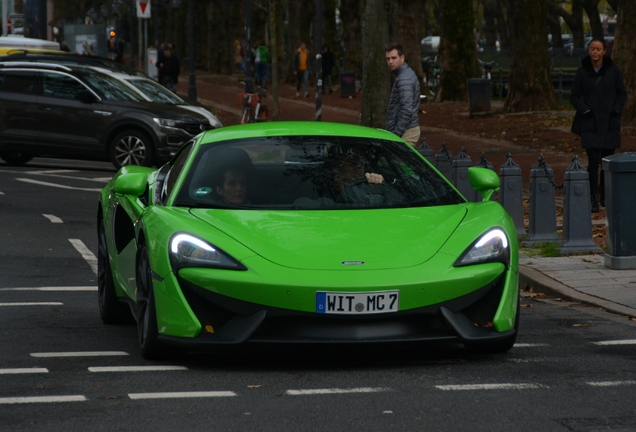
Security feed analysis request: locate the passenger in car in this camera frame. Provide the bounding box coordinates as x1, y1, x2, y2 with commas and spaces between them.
209, 147, 255, 205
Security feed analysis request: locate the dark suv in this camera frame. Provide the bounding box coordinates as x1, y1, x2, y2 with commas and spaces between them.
0, 62, 216, 168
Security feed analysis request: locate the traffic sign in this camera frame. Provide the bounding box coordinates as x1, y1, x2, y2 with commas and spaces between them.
136, 0, 151, 19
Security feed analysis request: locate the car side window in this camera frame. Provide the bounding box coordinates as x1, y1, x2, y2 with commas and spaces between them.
156, 142, 194, 205
0, 70, 38, 94
41, 72, 91, 100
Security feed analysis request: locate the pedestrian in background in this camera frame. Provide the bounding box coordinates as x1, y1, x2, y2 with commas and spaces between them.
254, 41, 270, 90
234, 39, 244, 74
158, 46, 181, 92
384, 43, 421, 146
321, 44, 334, 94
570, 37, 627, 213
294, 42, 311, 98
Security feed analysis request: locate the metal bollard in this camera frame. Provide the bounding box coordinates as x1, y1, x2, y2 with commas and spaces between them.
435, 142, 453, 181
560, 156, 602, 254
474, 152, 495, 201
523, 154, 559, 246
452, 147, 474, 200
498, 153, 526, 236
416, 136, 435, 165
603, 153, 636, 269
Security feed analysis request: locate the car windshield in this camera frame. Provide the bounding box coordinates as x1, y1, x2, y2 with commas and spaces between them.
173, 136, 464, 210
80, 71, 143, 101
125, 78, 184, 104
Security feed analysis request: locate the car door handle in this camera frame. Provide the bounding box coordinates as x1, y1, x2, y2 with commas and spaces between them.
39, 106, 52, 111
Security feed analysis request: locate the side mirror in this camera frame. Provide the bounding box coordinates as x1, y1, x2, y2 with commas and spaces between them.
468, 167, 500, 201
112, 171, 150, 196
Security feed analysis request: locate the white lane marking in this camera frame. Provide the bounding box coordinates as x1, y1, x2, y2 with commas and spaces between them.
31, 351, 128, 358
25, 170, 78, 175
88, 366, 188, 372
42, 214, 63, 223
15, 178, 102, 192
23, 170, 111, 183
0, 286, 96, 291
0, 395, 86, 404
513, 343, 550, 348
286, 387, 391, 395
593, 339, 636, 346
69, 239, 98, 276
0, 368, 48, 374
0, 302, 63, 306
435, 383, 548, 391
508, 358, 552, 363
129, 391, 237, 400
587, 381, 636, 387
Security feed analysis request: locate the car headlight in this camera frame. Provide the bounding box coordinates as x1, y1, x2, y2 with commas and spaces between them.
454, 228, 510, 267
153, 118, 179, 128
169, 233, 246, 271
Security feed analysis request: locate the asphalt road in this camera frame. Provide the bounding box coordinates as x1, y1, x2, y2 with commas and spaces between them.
1, 158, 636, 432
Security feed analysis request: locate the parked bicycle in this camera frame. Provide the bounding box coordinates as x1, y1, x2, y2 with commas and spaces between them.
237, 80, 268, 124
478, 59, 497, 81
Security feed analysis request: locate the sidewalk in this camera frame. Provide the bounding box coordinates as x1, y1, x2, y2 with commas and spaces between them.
178, 73, 636, 320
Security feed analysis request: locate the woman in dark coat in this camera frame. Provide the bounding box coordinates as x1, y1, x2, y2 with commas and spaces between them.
570, 38, 627, 212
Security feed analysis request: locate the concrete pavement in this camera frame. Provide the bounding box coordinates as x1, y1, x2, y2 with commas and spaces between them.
179, 73, 636, 321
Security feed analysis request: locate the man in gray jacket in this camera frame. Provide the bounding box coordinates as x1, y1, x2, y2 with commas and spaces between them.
385, 43, 421, 146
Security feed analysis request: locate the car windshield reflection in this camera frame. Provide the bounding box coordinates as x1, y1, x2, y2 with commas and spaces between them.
174, 136, 464, 210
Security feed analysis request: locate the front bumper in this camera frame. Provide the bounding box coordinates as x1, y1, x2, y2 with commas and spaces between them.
156, 270, 516, 349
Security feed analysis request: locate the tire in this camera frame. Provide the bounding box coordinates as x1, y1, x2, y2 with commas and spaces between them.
109, 130, 155, 169
464, 296, 520, 355
0, 152, 33, 166
97, 219, 134, 325
136, 245, 167, 359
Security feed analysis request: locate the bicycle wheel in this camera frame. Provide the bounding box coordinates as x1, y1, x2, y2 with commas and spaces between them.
255, 104, 268, 122
240, 105, 251, 124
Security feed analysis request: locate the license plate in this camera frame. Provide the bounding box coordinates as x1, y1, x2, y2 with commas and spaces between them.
315, 291, 399, 314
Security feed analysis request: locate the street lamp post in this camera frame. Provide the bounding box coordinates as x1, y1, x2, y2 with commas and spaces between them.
187, 0, 197, 100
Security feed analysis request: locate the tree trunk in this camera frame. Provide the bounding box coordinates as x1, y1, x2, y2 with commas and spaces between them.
546, 12, 562, 47
613, 0, 636, 126
340, 0, 363, 79
482, 0, 500, 48
436, 0, 480, 102
495, 0, 510, 49
360, 0, 391, 128
578, 0, 604, 40
269, 0, 280, 120
549, 0, 585, 48
393, 0, 426, 85
504, 0, 556, 112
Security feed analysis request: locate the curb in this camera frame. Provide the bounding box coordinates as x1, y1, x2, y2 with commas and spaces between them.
519, 265, 636, 318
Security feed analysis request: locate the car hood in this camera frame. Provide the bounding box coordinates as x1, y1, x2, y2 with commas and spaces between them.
178, 105, 223, 128
189, 206, 467, 270
103, 99, 209, 121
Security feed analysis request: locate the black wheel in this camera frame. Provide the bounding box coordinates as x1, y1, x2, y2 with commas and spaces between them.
136, 245, 166, 359
464, 296, 520, 355
98, 219, 134, 325
0, 152, 33, 166
109, 130, 154, 169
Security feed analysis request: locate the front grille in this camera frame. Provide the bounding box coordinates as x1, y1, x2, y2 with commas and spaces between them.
180, 121, 208, 136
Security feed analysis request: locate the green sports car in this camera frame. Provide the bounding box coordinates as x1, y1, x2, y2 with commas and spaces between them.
97, 121, 519, 359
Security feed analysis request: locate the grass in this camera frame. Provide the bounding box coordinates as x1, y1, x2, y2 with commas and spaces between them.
521, 241, 562, 257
